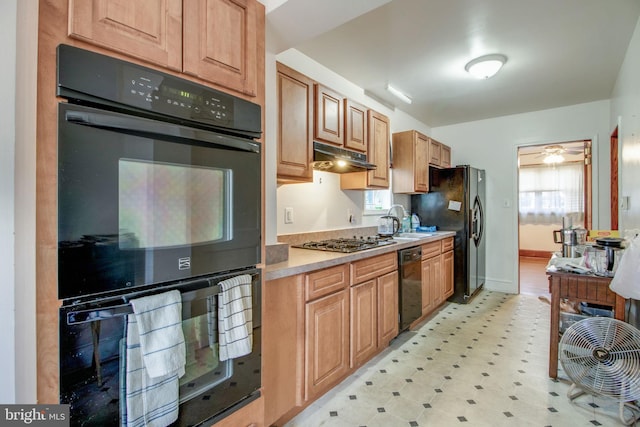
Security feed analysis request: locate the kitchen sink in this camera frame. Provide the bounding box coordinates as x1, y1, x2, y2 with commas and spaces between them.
392, 233, 434, 242
395, 232, 433, 239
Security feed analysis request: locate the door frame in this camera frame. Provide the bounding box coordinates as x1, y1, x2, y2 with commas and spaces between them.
516, 139, 593, 293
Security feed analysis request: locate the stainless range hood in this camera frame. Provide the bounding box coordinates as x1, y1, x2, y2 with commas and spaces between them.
312, 141, 377, 174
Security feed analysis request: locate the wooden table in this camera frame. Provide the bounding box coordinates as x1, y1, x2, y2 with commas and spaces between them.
547, 271, 626, 378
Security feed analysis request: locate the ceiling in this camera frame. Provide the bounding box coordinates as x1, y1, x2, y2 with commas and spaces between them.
266, 0, 640, 127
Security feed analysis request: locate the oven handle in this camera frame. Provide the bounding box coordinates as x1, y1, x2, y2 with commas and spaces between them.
65, 109, 260, 154
66, 281, 222, 325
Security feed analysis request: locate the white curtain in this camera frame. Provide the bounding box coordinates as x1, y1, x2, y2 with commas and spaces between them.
518, 162, 584, 226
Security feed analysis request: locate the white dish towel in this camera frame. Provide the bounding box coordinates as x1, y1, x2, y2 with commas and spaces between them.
218, 274, 253, 361
125, 290, 186, 427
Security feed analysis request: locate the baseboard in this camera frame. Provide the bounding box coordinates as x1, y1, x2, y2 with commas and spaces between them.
484, 279, 517, 294
519, 249, 553, 258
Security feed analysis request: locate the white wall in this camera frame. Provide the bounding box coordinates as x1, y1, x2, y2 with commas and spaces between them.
265, 48, 431, 241
1, 0, 37, 404
611, 16, 640, 233
0, 0, 18, 404
431, 100, 611, 294
519, 224, 562, 253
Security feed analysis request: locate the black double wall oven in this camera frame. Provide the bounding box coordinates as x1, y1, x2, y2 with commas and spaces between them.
56, 45, 262, 426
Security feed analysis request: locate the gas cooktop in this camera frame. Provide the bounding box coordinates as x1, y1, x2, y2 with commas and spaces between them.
293, 236, 397, 253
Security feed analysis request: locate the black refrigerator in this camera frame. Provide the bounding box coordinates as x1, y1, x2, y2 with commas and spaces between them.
411, 165, 486, 304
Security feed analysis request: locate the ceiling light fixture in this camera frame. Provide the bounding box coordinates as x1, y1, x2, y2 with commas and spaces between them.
386, 84, 412, 104
543, 153, 565, 164
465, 54, 507, 79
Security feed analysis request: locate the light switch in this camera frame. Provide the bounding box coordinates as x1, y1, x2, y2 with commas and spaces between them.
284, 207, 294, 224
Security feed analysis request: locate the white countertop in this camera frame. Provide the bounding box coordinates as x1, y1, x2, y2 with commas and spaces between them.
264, 231, 456, 281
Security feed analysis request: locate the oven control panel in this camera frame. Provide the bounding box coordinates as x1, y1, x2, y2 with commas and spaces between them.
121, 66, 234, 126
56, 44, 261, 138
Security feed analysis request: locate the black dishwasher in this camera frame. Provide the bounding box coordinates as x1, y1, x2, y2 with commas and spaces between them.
399, 246, 423, 331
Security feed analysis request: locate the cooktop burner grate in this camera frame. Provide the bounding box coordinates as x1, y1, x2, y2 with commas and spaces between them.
293, 236, 396, 253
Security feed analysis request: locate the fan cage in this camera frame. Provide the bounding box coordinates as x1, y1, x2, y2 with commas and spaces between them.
559, 317, 640, 402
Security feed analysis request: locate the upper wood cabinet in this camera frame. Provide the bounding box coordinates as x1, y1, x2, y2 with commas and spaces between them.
340, 109, 391, 190
429, 137, 452, 168
68, 0, 263, 97
441, 144, 452, 168
68, 0, 183, 71
183, 0, 260, 97
429, 138, 441, 166
276, 62, 314, 183
344, 99, 367, 153
392, 130, 430, 194
314, 84, 345, 146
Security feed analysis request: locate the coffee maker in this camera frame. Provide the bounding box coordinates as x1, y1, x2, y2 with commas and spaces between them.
552, 217, 587, 258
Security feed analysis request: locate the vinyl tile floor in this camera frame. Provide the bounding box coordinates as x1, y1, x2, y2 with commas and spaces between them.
284, 291, 638, 427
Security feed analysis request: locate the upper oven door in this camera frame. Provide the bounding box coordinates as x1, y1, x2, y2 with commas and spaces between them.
58, 103, 261, 301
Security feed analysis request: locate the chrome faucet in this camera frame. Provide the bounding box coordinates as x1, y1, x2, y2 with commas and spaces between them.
387, 204, 408, 218
387, 204, 411, 233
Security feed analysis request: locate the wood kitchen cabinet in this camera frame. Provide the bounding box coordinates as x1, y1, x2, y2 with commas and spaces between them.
340, 109, 391, 189
429, 138, 442, 166
350, 252, 398, 368
344, 99, 368, 153
419, 237, 454, 319
304, 265, 350, 401
392, 130, 430, 194
68, 0, 263, 97
276, 62, 314, 183
442, 238, 454, 299
441, 144, 452, 168
314, 84, 345, 146
429, 137, 452, 168
350, 280, 377, 368
263, 274, 305, 427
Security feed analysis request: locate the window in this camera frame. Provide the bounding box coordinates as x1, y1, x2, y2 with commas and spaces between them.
364, 189, 391, 215
518, 163, 584, 226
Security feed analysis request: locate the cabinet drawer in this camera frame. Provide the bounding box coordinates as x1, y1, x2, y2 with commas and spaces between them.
351, 252, 397, 285
305, 264, 349, 301
422, 241, 441, 259
441, 237, 454, 252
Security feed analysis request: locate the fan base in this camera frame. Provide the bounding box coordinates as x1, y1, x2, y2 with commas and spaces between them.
567, 384, 640, 426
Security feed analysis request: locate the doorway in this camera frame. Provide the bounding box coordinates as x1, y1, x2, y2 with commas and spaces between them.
516, 140, 592, 295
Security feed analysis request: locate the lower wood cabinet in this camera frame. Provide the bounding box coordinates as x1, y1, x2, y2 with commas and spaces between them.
419, 237, 454, 320
443, 249, 454, 299
263, 249, 403, 425
421, 253, 441, 314
305, 288, 350, 401
350, 280, 377, 367
377, 270, 399, 347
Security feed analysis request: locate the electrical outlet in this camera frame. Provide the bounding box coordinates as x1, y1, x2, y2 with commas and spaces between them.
284, 207, 294, 224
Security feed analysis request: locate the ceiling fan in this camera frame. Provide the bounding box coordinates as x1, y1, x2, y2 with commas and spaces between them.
521, 144, 584, 164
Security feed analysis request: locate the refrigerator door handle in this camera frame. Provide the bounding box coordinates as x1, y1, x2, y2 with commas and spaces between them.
471, 195, 484, 246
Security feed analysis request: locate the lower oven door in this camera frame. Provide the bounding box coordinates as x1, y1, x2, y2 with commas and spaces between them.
59, 269, 261, 427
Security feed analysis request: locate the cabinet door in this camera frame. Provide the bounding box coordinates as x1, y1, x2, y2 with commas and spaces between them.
68, 0, 183, 70
263, 275, 304, 426
421, 256, 441, 315
276, 63, 314, 182
443, 250, 454, 299
377, 271, 399, 347
314, 84, 344, 146
344, 99, 367, 153
350, 281, 377, 368
366, 109, 390, 188
183, 0, 261, 97
441, 144, 451, 168
305, 289, 349, 401
415, 132, 430, 192
429, 138, 441, 166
